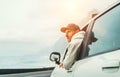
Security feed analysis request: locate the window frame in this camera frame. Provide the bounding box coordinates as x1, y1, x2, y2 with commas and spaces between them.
81, 2, 120, 59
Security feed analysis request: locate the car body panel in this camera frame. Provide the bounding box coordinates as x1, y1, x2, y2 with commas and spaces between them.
51, 66, 69, 77
73, 49, 120, 77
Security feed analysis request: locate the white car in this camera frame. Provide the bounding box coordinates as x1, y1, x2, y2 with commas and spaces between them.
49, 0, 120, 77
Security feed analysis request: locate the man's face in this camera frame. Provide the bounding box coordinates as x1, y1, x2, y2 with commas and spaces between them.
65, 29, 77, 42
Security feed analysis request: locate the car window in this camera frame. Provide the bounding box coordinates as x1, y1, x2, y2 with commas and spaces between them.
88, 4, 120, 56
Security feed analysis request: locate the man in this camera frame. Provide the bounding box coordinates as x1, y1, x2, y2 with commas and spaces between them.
59, 23, 85, 70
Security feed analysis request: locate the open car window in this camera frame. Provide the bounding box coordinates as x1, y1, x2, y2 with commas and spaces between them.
0, 1, 68, 69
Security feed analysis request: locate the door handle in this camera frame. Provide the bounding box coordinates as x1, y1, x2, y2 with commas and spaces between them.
102, 60, 120, 73
67, 70, 72, 73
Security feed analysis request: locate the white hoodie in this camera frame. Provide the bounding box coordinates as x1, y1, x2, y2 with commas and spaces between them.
63, 31, 85, 70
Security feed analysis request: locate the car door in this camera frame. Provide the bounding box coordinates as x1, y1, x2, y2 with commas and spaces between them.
50, 65, 73, 77
72, 1, 120, 77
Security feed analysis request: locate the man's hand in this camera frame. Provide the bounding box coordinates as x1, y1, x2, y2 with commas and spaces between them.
59, 62, 63, 68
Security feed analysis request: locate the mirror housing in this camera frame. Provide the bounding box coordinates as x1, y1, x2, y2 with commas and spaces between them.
49, 52, 61, 65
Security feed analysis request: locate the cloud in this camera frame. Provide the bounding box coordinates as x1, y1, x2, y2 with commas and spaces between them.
0, 0, 118, 57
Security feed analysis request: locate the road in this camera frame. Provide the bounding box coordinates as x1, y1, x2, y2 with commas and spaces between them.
0, 69, 53, 77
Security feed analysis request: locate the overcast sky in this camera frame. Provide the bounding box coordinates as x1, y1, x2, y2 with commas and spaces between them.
0, 0, 118, 42
0, 0, 118, 56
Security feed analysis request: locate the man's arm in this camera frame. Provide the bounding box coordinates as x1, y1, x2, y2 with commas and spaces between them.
62, 42, 81, 70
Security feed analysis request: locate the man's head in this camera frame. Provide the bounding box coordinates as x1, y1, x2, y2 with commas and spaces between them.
61, 23, 80, 42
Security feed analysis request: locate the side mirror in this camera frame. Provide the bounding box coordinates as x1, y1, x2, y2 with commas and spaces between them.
49, 52, 61, 65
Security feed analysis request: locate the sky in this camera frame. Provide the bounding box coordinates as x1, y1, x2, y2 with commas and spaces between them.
0, 0, 118, 56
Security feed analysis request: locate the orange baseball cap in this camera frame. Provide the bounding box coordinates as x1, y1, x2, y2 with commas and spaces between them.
60, 23, 80, 33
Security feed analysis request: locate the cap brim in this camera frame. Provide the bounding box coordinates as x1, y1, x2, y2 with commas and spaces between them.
60, 27, 67, 33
